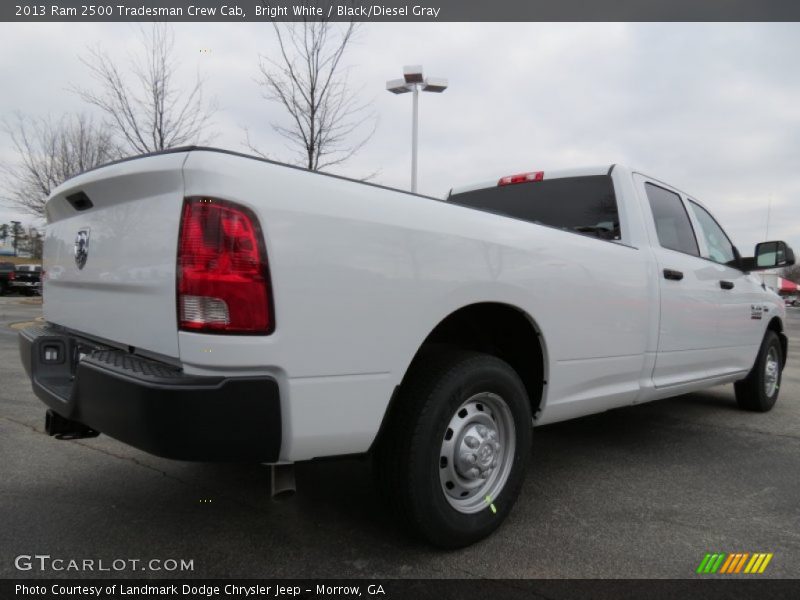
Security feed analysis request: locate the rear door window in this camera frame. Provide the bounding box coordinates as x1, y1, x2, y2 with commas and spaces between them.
448, 175, 620, 241
644, 183, 699, 256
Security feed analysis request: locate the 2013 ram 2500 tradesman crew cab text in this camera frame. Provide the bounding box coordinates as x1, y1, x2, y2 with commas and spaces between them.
19, 147, 794, 547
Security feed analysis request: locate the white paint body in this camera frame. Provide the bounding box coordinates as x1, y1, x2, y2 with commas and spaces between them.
42, 150, 784, 462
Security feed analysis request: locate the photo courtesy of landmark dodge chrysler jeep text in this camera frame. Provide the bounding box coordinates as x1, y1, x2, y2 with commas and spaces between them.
18, 147, 793, 547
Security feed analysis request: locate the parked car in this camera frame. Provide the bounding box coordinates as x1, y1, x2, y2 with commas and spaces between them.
0, 262, 17, 295
11, 264, 42, 295
18, 148, 794, 548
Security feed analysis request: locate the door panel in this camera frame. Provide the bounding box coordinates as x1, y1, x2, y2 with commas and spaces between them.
634, 174, 738, 387
684, 199, 764, 373
650, 248, 724, 386
699, 257, 763, 372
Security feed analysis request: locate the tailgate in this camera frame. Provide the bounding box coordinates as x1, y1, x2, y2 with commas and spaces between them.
43, 152, 188, 358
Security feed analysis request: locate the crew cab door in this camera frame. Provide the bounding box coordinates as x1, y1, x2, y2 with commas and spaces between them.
635, 174, 761, 386
684, 198, 764, 373
636, 177, 721, 386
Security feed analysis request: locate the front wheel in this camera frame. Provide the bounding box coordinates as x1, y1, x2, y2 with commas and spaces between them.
734, 330, 783, 412
376, 350, 532, 548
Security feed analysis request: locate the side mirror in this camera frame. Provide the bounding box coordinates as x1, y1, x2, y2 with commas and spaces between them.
754, 240, 795, 270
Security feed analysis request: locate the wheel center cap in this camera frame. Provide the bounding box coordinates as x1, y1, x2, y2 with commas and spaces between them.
477, 443, 493, 466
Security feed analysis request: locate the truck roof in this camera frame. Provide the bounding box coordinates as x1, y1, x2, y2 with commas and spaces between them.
448, 165, 616, 197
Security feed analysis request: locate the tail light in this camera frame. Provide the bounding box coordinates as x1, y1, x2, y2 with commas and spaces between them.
8, 271, 15, 281
177, 197, 273, 334
498, 171, 544, 186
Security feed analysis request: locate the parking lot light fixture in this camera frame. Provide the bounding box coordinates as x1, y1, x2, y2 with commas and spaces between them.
386, 65, 448, 193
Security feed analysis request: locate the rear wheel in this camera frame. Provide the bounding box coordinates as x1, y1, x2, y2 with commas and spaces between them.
376, 349, 532, 548
734, 330, 782, 412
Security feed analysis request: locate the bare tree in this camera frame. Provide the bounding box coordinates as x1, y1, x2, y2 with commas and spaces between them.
75, 23, 215, 154
251, 21, 376, 171
19, 226, 44, 259
1, 113, 121, 217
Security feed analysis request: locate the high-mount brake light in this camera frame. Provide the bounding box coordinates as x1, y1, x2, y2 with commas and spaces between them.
498, 171, 544, 186
177, 197, 273, 334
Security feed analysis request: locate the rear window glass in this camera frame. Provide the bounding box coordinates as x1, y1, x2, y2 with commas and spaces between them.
448, 175, 620, 241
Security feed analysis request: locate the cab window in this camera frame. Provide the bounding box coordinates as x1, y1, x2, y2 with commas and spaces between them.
448, 175, 621, 241
644, 183, 699, 256
687, 201, 736, 266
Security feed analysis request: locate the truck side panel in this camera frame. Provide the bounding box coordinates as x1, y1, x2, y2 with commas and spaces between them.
181, 152, 652, 460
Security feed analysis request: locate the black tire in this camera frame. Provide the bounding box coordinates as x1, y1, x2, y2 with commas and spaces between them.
376, 349, 532, 548
734, 330, 782, 412
0, 281, 7, 296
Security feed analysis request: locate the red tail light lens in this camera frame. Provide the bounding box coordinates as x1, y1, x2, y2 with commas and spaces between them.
8, 271, 15, 281
177, 197, 273, 334
498, 171, 544, 186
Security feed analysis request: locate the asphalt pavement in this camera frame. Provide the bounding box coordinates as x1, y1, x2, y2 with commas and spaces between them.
1, 295, 799, 579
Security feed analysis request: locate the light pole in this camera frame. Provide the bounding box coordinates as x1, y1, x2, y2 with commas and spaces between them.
386, 65, 447, 193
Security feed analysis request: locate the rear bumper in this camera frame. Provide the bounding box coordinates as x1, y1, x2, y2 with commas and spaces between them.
18, 325, 281, 462
11, 281, 40, 294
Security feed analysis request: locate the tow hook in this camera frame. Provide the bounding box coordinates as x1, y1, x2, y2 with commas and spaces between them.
45, 409, 100, 440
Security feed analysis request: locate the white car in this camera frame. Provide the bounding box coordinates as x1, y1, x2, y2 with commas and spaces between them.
19, 148, 793, 547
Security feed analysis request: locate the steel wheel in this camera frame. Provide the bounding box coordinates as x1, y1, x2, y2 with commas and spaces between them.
438, 392, 516, 514
377, 349, 532, 547
735, 330, 782, 413
764, 346, 779, 398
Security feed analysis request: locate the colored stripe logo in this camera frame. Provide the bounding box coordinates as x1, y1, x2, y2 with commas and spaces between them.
696, 552, 773, 574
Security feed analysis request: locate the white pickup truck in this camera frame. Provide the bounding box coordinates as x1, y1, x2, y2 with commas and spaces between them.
19, 147, 793, 548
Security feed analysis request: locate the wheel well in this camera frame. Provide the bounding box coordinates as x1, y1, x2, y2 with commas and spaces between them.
413, 303, 545, 418
767, 316, 787, 366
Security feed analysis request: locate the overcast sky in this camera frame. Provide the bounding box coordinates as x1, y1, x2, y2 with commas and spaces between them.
1, 22, 798, 255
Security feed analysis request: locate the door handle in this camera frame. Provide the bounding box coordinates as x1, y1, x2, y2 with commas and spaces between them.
663, 269, 684, 281
720, 280, 734, 290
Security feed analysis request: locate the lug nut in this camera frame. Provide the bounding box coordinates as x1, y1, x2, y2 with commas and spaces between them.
464, 435, 479, 449
476, 425, 488, 437
466, 467, 480, 479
